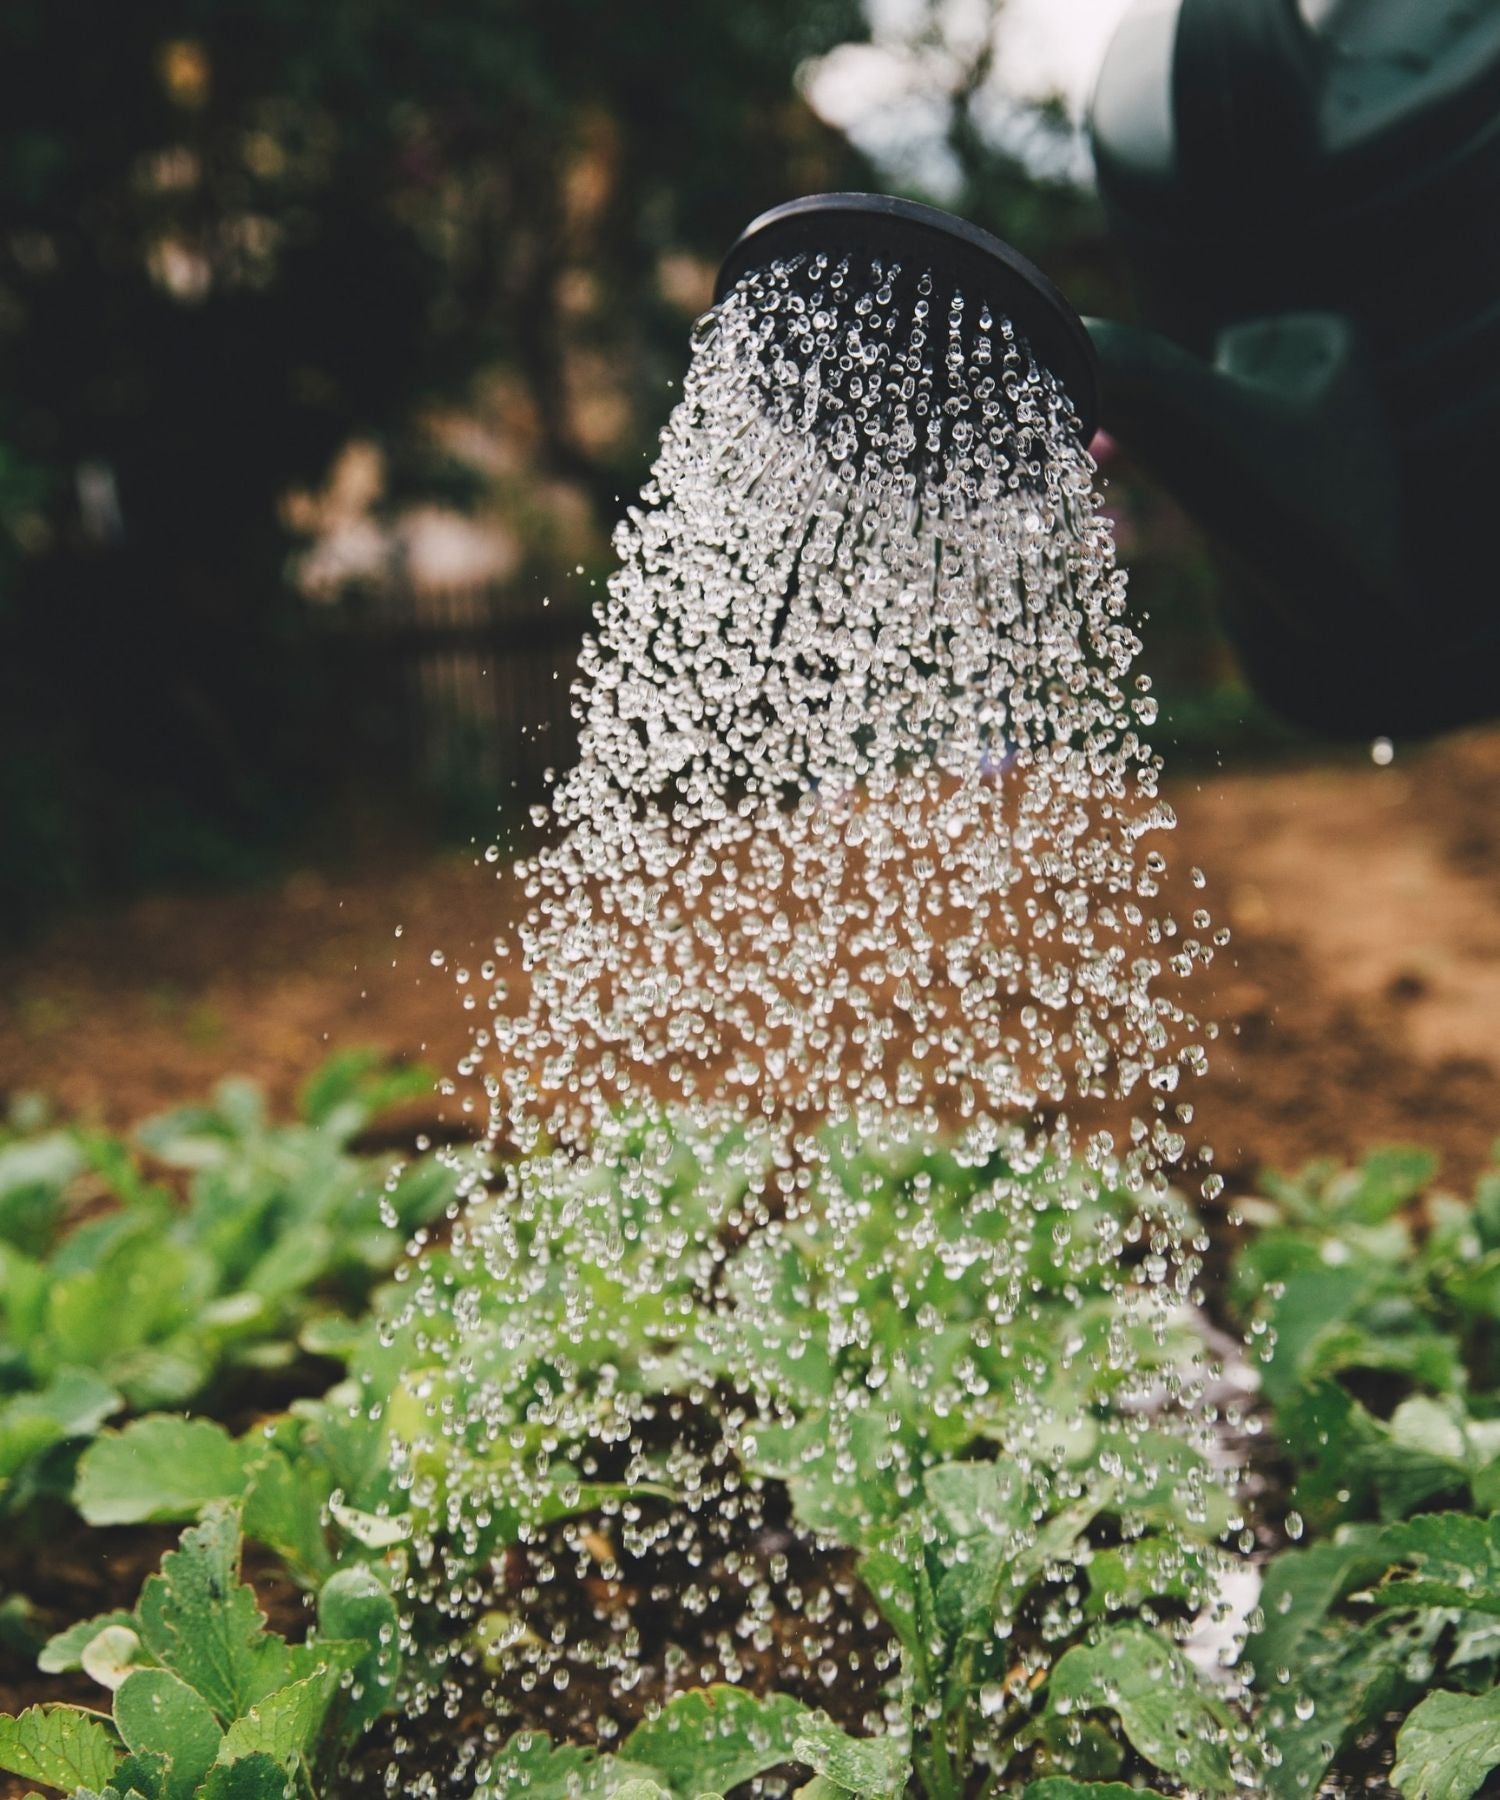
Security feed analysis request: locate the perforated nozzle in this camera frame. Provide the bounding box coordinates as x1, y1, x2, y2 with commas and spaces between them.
714, 192, 1101, 444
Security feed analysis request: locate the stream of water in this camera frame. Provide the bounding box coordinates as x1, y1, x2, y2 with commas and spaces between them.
378, 249, 1240, 1792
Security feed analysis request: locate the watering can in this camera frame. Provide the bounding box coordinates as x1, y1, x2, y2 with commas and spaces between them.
717, 0, 1500, 738
1086, 0, 1500, 737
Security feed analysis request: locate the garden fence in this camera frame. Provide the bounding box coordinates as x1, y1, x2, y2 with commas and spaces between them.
315, 577, 588, 811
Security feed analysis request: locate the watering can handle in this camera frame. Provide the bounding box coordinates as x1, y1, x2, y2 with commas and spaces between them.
1172, 0, 1322, 212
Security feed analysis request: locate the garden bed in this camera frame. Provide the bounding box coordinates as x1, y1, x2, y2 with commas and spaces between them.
3, 1045, 1500, 1796
4, 732, 1500, 1798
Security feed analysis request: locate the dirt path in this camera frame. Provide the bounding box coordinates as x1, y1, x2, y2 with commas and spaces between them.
4, 726, 1499, 1192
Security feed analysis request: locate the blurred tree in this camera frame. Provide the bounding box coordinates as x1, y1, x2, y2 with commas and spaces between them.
797, 0, 1111, 287
0, 0, 866, 927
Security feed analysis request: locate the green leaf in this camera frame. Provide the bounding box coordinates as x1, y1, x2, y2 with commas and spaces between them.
994, 1497, 1103, 1622
1258, 1612, 1438, 1800
0, 1705, 121, 1793
1437, 1249, 1500, 1320
478, 1734, 655, 1800
1247, 1530, 1388, 1678
1340, 1147, 1440, 1224
135, 1507, 290, 1723
1473, 1455, 1500, 1517
326, 1495, 409, 1549
240, 1451, 332, 1586
48, 1236, 204, 1377
856, 1532, 926, 1670
114, 1670, 223, 1800
1392, 1687, 1500, 1800
0, 1130, 81, 1254
1046, 1625, 1234, 1794
40, 1612, 140, 1675
216, 1669, 335, 1770
1024, 1785, 1171, 1800
1389, 1396, 1467, 1462
0, 1238, 53, 1344
298, 1049, 432, 1140
27, 1367, 122, 1441
110, 1343, 216, 1416
1031, 1714, 1125, 1782
933, 1535, 1007, 1640
199, 1752, 293, 1800
1451, 1613, 1500, 1672
1272, 1381, 1406, 1531
742, 1408, 914, 1541
72, 1131, 172, 1216
623, 1687, 812, 1795
1083, 1533, 1206, 1619
296, 1313, 366, 1363
240, 1227, 334, 1307
82, 1626, 149, 1692
114, 1747, 169, 1800
924, 1461, 1096, 1645
76, 1420, 250, 1526
1256, 1264, 1379, 1405
1367, 1513, 1500, 1616
316, 1566, 402, 1737
1372, 1442, 1472, 1530
925, 1460, 1032, 1540
0, 1368, 121, 1485
791, 1717, 906, 1797
1108, 1427, 1233, 1539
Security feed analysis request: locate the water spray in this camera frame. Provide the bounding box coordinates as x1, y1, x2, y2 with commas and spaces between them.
379, 174, 1243, 1794
715, 192, 1101, 448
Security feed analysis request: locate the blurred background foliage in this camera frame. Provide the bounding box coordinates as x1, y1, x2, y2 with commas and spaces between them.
0, 0, 1260, 936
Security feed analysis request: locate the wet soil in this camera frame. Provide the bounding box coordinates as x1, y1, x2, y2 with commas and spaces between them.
1174, 725, 1500, 1192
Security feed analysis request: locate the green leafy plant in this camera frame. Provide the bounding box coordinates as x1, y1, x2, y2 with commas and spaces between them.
1236, 1142, 1500, 1797
0, 1505, 399, 1800
475, 1685, 906, 1799
854, 1458, 1240, 1797
63, 1116, 1250, 1798
714, 1137, 1221, 1537
68, 1119, 759, 1573
698, 1136, 1244, 1796
0, 1051, 447, 1518
42, 1105, 1500, 1794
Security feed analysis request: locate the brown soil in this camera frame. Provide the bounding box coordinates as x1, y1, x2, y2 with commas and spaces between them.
4, 729, 1499, 1192
1173, 724, 1500, 1193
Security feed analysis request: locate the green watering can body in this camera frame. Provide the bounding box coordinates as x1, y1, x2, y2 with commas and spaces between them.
1089, 0, 1500, 736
